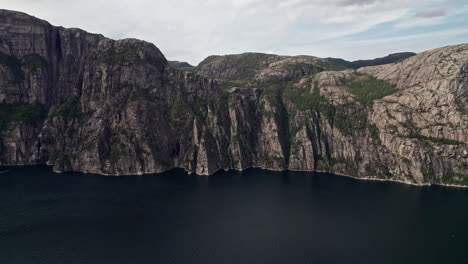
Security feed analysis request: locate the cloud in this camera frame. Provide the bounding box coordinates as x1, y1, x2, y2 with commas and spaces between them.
344, 27, 468, 46
0, 0, 466, 64
394, 16, 446, 29
394, 7, 450, 29
336, 0, 377, 6
415, 7, 447, 18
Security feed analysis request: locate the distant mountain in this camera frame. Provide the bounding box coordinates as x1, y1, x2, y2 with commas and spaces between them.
192, 52, 415, 83
328, 52, 417, 69
168, 60, 195, 70
0, 9, 466, 186
194, 53, 347, 82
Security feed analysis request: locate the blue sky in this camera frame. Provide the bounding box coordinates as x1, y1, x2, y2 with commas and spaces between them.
1, 0, 467, 64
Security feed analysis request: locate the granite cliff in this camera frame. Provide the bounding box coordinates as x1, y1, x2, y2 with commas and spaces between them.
0, 10, 466, 186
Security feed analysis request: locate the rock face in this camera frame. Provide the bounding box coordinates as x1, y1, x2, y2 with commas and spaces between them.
0, 10, 466, 186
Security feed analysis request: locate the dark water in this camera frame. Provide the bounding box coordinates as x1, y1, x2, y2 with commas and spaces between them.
0, 166, 467, 264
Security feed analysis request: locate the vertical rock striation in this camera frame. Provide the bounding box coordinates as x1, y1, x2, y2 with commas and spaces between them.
0, 10, 466, 186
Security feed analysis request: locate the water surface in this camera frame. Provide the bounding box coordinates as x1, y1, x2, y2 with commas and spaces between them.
0, 166, 467, 264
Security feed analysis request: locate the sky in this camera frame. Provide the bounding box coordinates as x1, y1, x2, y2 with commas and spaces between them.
1, 0, 467, 65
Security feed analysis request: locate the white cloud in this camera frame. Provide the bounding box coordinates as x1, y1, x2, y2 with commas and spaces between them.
344, 27, 468, 46
415, 7, 447, 18
0, 0, 466, 64
394, 16, 447, 29
231, 0, 263, 8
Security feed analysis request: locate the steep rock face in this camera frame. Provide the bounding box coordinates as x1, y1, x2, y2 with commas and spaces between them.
41, 39, 223, 175
0, 122, 42, 165
357, 44, 468, 183
0, 10, 104, 106
0, 10, 466, 186
0, 10, 221, 175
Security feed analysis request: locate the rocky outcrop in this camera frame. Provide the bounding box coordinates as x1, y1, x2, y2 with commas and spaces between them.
0, 9, 220, 175
195, 52, 415, 82
195, 53, 347, 83
0, 10, 466, 186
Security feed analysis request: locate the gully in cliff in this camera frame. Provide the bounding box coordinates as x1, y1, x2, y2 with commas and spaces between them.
0, 9, 466, 187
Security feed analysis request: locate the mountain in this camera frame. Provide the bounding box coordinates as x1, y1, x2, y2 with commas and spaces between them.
195, 53, 348, 82
0, 9, 466, 186
190, 51, 414, 84
327, 52, 416, 69
168, 60, 195, 71
191, 51, 414, 81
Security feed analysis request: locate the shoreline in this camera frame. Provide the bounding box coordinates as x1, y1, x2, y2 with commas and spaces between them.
2, 163, 467, 189
289, 168, 468, 189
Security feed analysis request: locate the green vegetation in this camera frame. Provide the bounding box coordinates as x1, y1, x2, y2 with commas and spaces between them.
197, 53, 353, 83
273, 156, 287, 168
0, 53, 48, 83
101, 48, 141, 65
276, 73, 393, 137
291, 139, 302, 155
283, 62, 324, 76
408, 132, 465, 145
108, 147, 125, 163
399, 121, 465, 146
197, 53, 278, 80
21, 54, 48, 72
387, 125, 399, 134
289, 124, 303, 138
281, 76, 381, 138
263, 83, 283, 106
0, 103, 46, 130
215, 90, 230, 125
283, 81, 324, 112
368, 124, 380, 140
326, 52, 415, 70
170, 101, 192, 118
108, 140, 128, 163
327, 157, 359, 176
50, 99, 81, 119
332, 103, 368, 136
168, 61, 195, 72
346, 75, 397, 105
219, 79, 252, 90
169, 98, 211, 123
422, 168, 436, 181
364, 162, 392, 179
441, 171, 468, 185
130, 87, 151, 101
0, 52, 24, 83
260, 154, 274, 167
106, 131, 130, 163
315, 60, 349, 71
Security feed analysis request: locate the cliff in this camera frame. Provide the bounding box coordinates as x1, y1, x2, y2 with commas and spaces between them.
0, 10, 466, 186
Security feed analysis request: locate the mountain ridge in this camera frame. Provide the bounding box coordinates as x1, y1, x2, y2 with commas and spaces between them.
0, 9, 466, 187
172, 51, 415, 70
